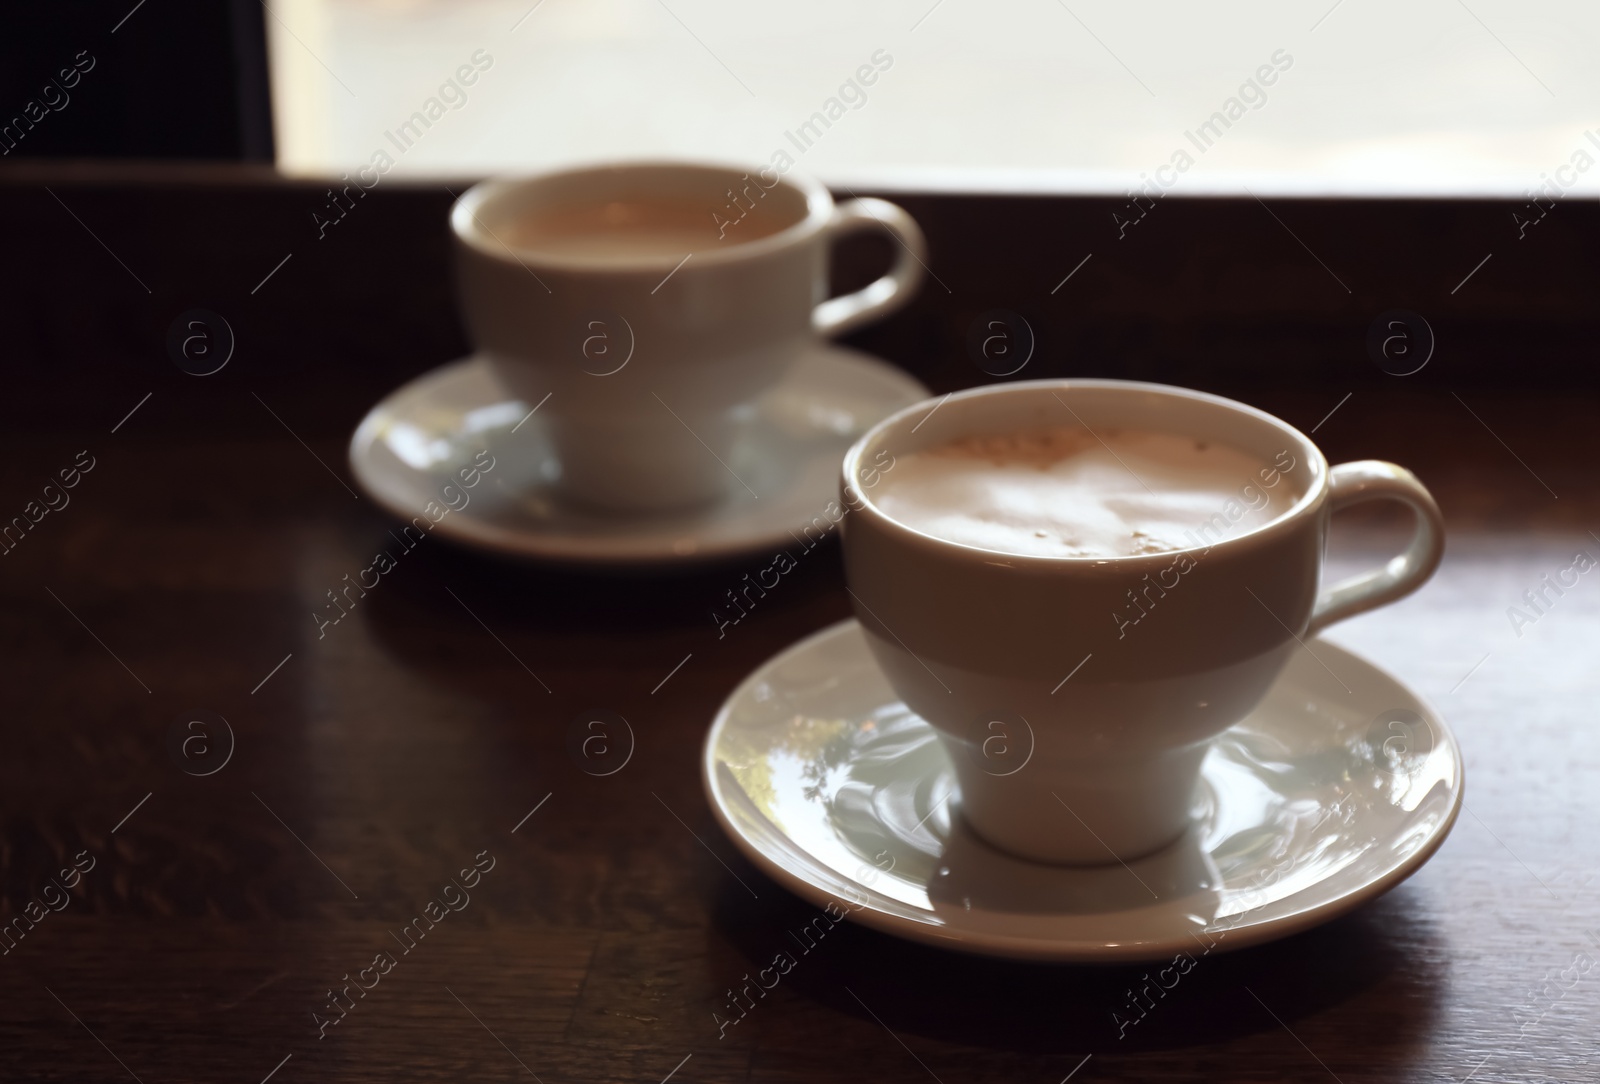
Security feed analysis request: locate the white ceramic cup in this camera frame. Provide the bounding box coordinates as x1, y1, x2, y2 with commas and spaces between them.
839, 379, 1445, 865
451, 161, 926, 513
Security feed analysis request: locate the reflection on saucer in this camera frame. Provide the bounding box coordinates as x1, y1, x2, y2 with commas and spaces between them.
704, 618, 1462, 962
824, 706, 1223, 920
348, 344, 928, 565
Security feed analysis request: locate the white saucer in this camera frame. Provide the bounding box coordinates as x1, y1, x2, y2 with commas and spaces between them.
347, 345, 928, 565
703, 619, 1462, 963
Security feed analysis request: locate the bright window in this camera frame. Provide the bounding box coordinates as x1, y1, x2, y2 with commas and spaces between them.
269, 0, 1598, 196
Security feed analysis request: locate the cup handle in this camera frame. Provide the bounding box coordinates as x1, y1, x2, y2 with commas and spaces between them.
1305, 460, 1445, 637
812, 198, 927, 338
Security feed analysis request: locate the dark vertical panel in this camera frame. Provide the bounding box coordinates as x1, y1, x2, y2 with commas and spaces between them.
0, 0, 273, 160
229, 0, 277, 163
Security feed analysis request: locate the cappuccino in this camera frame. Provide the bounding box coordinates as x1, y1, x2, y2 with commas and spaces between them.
874, 428, 1293, 558
503, 196, 792, 263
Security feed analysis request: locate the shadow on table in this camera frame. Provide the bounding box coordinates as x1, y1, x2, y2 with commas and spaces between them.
707, 873, 1445, 1055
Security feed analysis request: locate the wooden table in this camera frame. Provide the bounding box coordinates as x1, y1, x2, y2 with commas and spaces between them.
1, 172, 1596, 1082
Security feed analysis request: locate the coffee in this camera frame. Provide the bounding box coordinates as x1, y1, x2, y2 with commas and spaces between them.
455, 164, 926, 512
843, 381, 1443, 864
874, 427, 1292, 558
503, 196, 793, 263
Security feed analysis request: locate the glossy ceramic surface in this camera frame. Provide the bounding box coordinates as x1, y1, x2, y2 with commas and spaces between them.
703, 619, 1462, 963
452, 164, 926, 512
348, 346, 929, 565
838, 378, 1445, 863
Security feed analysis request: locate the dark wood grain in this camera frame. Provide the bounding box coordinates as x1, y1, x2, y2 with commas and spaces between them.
0, 166, 1596, 1083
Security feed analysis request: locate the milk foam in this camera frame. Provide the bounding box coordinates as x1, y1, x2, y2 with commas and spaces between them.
504, 197, 792, 262
875, 428, 1292, 558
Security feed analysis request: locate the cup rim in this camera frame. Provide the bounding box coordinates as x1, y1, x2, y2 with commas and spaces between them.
449, 159, 834, 273
840, 378, 1330, 568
